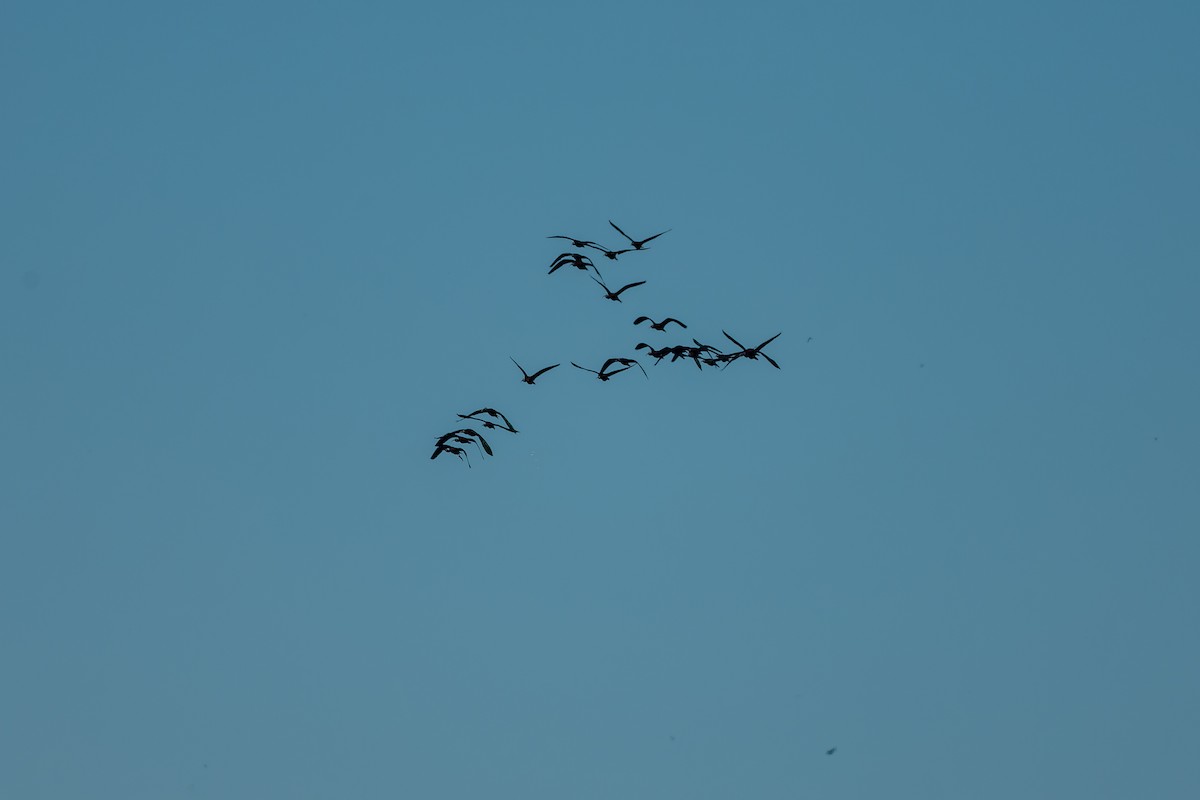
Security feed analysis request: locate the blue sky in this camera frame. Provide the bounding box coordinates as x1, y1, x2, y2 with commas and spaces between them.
3, 1, 1198, 797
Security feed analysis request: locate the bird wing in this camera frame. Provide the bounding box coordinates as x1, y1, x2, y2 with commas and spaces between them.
638, 228, 671, 245
722, 330, 747, 350
509, 357, 530, 378
484, 408, 516, 430
754, 332, 782, 350
529, 363, 560, 380
760, 352, 781, 369
467, 430, 493, 456
571, 361, 599, 375
633, 316, 652, 326
663, 318, 686, 329
608, 219, 634, 244
614, 280, 647, 296
600, 357, 624, 373
589, 275, 608, 291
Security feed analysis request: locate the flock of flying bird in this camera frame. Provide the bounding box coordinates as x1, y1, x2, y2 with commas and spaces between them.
431, 220, 782, 466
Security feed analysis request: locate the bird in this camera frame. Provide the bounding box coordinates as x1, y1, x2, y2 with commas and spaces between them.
590, 275, 646, 302
548, 252, 599, 276
431, 442, 471, 467
457, 408, 518, 433
609, 220, 670, 250
585, 243, 634, 261
635, 342, 672, 361
547, 235, 601, 249
826, 747, 837, 756
601, 356, 648, 378
571, 361, 634, 381
510, 357, 560, 385
634, 315, 687, 331
722, 330, 782, 369
435, 428, 493, 456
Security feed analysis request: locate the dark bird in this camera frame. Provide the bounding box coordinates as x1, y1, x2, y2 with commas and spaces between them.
609, 220, 671, 250
585, 243, 634, 261
571, 361, 634, 381
510, 357, 560, 385
635, 342, 673, 361
634, 315, 687, 331
457, 408, 518, 433
548, 252, 600, 276
722, 330, 782, 369
547, 235, 601, 249
590, 275, 646, 302
826, 747, 837, 756
601, 356, 648, 379
435, 428, 493, 456
431, 443, 471, 467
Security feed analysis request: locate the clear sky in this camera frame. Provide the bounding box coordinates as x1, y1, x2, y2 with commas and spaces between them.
3, 1, 1198, 797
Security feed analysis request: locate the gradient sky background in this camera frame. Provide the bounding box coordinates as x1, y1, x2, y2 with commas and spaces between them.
3, 1, 1199, 798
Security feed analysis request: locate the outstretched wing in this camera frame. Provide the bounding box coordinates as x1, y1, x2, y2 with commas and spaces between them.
633, 316, 652, 326
662, 318, 687, 329
614, 280, 647, 296
722, 330, 747, 350
571, 361, 599, 375
754, 332, 782, 350
639, 228, 671, 245
509, 357, 530, 379
464, 429, 493, 456
608, 219, 634, 244
529, 363, 560, 380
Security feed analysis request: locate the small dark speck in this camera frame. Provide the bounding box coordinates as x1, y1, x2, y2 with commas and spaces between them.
826, 747, 837, 755
806, 337, 813, 343
21, 270, 41, 290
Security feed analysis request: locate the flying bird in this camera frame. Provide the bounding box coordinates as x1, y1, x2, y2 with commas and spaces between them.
571, 361, 634, 381
601, 356, 648, 379
634, 315, 687, 331
609, 220, 671, 250
510, 357, 560, 385
431, 443, 471, 467
435, 428, 493, 456
826, 747, 837, 756
457, 408, 518, 433
590, 275, 646, 302
722, 330, 782, 369
585, 243, 634, 260
548, 252, 600, 276
635, 342, 672, 361
547, 235, 601, 249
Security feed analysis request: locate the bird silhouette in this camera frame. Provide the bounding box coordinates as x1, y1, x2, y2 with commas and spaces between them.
457, 408, 518, 433
722, 330, 782, 369
633, 315, 687, 331
609, 220, 670, 250
571, 361, 634, 381
635, 342, 672, 361
547, 235, 601, 249
435, 428, 493, 456
431, 442, 471, 467
590, 275, 646, 302
601, 356, 648, 378
510, 357, 560, 385
826, 747, 837, 756
585, 243, 635, 261
548, 252, 600, 277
